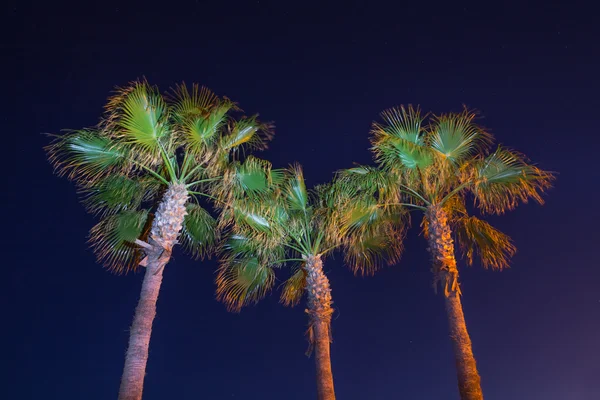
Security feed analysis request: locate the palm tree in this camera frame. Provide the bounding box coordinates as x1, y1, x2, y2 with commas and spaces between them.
214, 163, 404, 400
335, 106, 553, 400
46, 81, 271, 400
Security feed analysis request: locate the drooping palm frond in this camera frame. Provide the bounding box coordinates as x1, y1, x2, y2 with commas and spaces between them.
280, 263, 307, 307
215, 255, 276, 312
180, 203, 217, 260
337, 195, 407, 275
46, 129, 129, 183
79, 174, 145, 217
429, 108, 492, 164
88, 210, 150, 274
454, 216, 516, 270
472, 147, 553, 214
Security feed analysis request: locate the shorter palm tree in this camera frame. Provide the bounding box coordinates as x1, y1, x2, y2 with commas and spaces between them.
214, 163, 405, 400
335, 106, 553, 400
46, 80, 271, 400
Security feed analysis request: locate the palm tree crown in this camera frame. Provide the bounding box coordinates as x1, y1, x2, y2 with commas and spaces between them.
336, 105, 553, 277
214, 162, 404, 310
47, 80, 271, 272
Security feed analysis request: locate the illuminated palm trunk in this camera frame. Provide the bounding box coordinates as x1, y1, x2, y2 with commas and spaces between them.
426, 206, 483, 400
304, 255, 336, 400
118, 183, 189, 400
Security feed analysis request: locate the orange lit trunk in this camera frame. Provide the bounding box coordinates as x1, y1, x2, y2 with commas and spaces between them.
118, 184, 188, 400
427, 205, 483, 400
304, 255, 336, 400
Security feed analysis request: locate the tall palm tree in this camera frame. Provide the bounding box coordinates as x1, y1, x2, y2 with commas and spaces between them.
46, 81, 271, 400
214, 163, 404, 400
335, 106, 553, 400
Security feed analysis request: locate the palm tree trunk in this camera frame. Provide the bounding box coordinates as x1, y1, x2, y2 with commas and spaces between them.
426, 205, 483, 400
304, 255, 336, 400
118, 183, 189, 400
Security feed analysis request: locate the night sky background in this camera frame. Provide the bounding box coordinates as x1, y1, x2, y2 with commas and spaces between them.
3, 1, 599, 399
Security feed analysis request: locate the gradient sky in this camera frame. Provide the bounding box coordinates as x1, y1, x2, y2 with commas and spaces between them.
4, 1, 599, 399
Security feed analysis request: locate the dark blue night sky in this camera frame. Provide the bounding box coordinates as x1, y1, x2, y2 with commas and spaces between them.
4, 1, 599, 399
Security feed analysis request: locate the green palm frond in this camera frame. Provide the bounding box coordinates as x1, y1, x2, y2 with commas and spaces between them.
89, 210, 150, 273
472, 147, 553, 214
107, 82, 170, 164
233, 205, 273, 233
180, 203, 217, 259
342, 224, 405, 276
212, 157, 284, 209
169, 83, 221, 120
180, 103, 232, 156
429, 108, 492, 164
221, 116, 273, 152
46, 130, 128, 183
455, 216, 516, 270
285, 165, 309, 211
80, 175, 144, 216
339, 195, 407, 275
216, 256, 275, 312
340, 199, 381, 235
371, 106, 432, 171
377, 105, 425, 144
280, 264, 307, 307
335, 166, 390, 195
236, 157, 280, 195
372, 134, 433, 170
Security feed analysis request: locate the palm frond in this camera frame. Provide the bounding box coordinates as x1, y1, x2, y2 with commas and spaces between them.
180, 203, 217, 259
372, 134, 433, 171
89, 210, 150, 273
221, 116, 273, 153
377, 105, 425, 144
342, 223, 405, 276
334, 165, 395, 199
106, 82, 170, 164
79, 175, 144, 216
215, 256, 275, 312
285, 164, 309, 211
371, 105, 433, 171
340, 198, 381, 235
180, 103, 232, 156
169, 83, 221, 121
472, 147, 553, 214
46, 130, 128, 183
429, 108, 492, 164
280, 264, 307, 307
455, 216, 516, 270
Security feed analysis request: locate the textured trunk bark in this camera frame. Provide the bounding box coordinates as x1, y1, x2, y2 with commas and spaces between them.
304, 255, 336, 400
426, 205, 483, 400
118, 184, 189, 400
